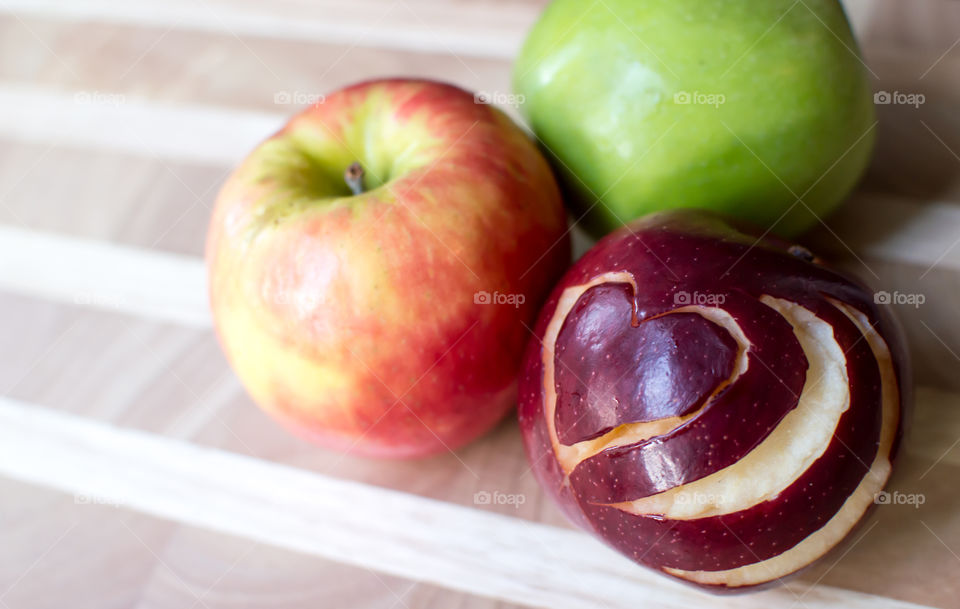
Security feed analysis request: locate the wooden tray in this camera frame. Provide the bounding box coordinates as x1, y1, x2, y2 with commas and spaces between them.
0, 1, 958, 607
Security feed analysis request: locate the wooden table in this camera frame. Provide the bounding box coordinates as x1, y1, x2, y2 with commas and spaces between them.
0, 1, 958, 607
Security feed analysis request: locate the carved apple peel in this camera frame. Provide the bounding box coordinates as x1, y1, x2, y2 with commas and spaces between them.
518, 211, 908, 589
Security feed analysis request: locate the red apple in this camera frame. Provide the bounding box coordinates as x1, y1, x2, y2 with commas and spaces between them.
208, 79, 569, 458
519, 210, 909, 589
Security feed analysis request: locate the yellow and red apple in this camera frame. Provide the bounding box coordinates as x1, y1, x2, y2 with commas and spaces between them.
208, 79, 570, 458
519, 210, 909, 589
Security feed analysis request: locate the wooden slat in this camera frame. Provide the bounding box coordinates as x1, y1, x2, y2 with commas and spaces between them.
0, 0, 955, 68
911, 386, 960, 467
0, 0, 541, 60
3, 0, 949, 63
0, 291, 957, 606
1, 200, 958, 328
809, 193, 960, 274
0, 85, 280, 164
0, 85, 957, 270
0, 14, 516, 120
0, 396, 936, 609
0, 225, 210, 327
1, 8, 957, 205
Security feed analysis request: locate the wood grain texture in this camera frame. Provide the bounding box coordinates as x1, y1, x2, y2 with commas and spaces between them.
0, 0, 958, 607
0, 396, 943, 609
0, 225, 209, 327
0, 0, 545, 60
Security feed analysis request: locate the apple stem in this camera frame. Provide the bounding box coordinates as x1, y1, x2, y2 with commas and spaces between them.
345, 162, 366, 196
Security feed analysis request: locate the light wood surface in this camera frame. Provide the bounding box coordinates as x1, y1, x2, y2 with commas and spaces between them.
0, 1, 958, 608
0, 397, 938, 609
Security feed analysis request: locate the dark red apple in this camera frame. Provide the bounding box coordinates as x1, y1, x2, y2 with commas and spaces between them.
519, 210, 909, 590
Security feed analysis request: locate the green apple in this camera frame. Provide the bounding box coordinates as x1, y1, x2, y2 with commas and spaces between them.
514, 0, 876, 237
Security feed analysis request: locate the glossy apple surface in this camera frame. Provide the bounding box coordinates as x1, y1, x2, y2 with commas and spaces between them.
514, 0, 876, 238
519, 210, 908, 589
208, 79, 570, 458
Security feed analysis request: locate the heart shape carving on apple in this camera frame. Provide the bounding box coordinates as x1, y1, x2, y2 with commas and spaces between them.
553, 283, 739, 445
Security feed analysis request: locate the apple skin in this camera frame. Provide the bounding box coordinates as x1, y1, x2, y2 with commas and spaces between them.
518, 210, 909, 589
514, 0, 876, 238
207, 79, 570, 459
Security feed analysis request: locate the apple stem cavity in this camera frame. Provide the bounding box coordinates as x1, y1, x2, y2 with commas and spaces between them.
345, 162, 366, 196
